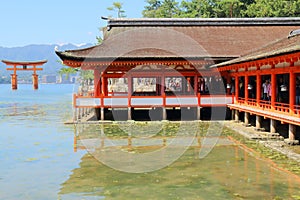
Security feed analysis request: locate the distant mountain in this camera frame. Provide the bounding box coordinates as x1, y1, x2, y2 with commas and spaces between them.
0, 43, 93, 77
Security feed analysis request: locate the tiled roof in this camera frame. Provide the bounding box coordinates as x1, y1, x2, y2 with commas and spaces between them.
56, 18, 300, 63
212, 29, 300, 68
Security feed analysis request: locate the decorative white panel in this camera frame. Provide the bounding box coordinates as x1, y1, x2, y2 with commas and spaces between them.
104, 98, 128, 106
166, 97, 198, 106
131, 98, 163, 106
200, 97, 233, 105
76, 98, 100, 107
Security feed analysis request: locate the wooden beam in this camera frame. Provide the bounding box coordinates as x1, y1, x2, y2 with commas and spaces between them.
6, 68, 43, 71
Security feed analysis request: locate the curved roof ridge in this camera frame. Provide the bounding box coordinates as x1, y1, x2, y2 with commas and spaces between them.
62, 44, 99, 53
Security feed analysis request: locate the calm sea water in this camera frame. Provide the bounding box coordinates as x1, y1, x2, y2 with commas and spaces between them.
0, 84, 300, 200
0, 84, 85, 199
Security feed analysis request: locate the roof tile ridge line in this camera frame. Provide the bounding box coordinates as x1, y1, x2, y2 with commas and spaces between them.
108, 17, 300, 21
107, 17, 300, 26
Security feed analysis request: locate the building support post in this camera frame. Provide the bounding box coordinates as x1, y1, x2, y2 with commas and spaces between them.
234, 109, 239, 122
289, 124, 296, 141
284, 124, 299, 145
270, 119, 277, 134
73, 108, 77, 122
100, 107, 105, 121
196, 106, 201, 120
162, 107, 167, 120
255, 115, 262, 130
128, 107, 132, 120
244, 112, 249, 126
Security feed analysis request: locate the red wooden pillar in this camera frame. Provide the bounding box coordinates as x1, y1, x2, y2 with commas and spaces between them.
127, 73, 133, 120
11, 74, 17, 90
182, 77, 187, 94
101, 72, 108, 96
226, 75, 231, 95
235, 75, 239, 103
245, 75, 249, 103
94, 69, 101, 97
161, 73, 165, 97
187, 77, 191, 93
128, 74, 132, 96
194, 75, 198, 95
290, 71, 295, 114
271, 72, 276, 110
32, 74, 39, 90
73, 135, 77, 153
156, 77, 160, 96
161, 72, 166, 120
11, 64, 17, 90
256, 73, 261, 106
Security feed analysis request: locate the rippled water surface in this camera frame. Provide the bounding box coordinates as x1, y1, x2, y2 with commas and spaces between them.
0, 84, 300, 200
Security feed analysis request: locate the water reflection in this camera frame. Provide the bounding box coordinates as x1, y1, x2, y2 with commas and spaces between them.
60, 122, 300, 200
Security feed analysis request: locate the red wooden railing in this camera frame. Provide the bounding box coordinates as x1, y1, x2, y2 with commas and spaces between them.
73, 91, 300, 118
236, 97, 300, 118
73, 91, 233, 109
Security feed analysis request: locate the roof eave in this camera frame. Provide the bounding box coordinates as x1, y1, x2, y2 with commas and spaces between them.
107, 17, 300, 29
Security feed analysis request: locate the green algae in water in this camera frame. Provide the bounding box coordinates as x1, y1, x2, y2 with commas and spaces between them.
65, 122, 300, 199
60, 146, 300, 199
222, 126, 300, 176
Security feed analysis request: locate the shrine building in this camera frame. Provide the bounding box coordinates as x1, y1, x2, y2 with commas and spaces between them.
213, 28, 300, 144
56, 17, 300, 137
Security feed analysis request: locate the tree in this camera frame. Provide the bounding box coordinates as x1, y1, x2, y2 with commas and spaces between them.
243, 0, 300, 17
142, 0, 163, 17
58, 67, 77, 80
160, 0, 180, 17
142, 0, 300, 18
107, 2, 126, 18
96, 36, 103, 45
142, 0, 180, 18
179, 0, 214, 18
213, 0, 244, 18
96, 27, 103, 45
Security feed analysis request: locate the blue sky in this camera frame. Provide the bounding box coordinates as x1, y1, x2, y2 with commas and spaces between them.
0, 0, 145, 47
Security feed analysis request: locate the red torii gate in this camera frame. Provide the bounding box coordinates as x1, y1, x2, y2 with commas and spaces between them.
2, 60, 47, 90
